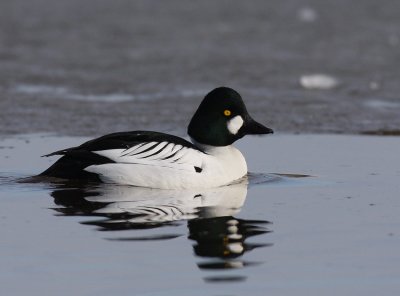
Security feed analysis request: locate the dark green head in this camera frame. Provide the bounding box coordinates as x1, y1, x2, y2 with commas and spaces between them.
188, 87, 273, 146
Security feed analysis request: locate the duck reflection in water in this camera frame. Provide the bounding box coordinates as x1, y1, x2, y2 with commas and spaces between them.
50, 176, 272, 282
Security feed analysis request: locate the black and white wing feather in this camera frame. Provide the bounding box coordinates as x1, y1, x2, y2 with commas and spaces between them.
93, 140, 204, 172
40, 131, 206, 181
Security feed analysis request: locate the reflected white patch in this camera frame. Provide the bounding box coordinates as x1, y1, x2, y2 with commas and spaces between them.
227, 116, 244, 135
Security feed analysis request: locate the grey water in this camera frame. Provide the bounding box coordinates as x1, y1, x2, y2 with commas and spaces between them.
1, 0, 400, 295
1, 135, 399, 295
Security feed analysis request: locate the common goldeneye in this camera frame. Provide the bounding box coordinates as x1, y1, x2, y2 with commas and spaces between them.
40, 87, 273, 189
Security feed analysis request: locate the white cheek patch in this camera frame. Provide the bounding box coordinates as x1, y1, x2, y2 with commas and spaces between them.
227, 115, 244, 135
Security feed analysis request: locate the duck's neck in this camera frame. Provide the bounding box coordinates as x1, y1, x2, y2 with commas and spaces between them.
191, 138, 236, 154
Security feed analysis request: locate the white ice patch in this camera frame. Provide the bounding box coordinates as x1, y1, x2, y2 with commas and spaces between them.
13, 83, 208, 102
297, 7, 318, 22
227, 116, 244, 135
365, 100, 400, 109
299, 74, 339, 90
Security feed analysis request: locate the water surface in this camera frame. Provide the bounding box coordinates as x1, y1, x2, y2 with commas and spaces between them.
1, 134, 399, 295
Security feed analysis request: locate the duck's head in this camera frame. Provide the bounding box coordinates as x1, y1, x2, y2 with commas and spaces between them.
188, 87, 273, 146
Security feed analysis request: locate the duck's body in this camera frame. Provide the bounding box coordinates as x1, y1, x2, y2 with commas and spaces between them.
41, 87, 272, 189
42, 131, 247, 189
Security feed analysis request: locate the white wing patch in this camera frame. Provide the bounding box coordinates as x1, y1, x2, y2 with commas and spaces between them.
83, 141, 247, 189
90, 141, 204, 172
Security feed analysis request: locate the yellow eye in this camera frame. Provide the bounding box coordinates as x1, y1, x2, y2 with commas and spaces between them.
223, 109, 231, 116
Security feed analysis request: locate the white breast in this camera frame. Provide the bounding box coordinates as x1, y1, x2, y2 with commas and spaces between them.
84, 141, 247, 189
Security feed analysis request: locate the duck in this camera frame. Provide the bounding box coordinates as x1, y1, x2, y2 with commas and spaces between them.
40, 87, 273, 189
